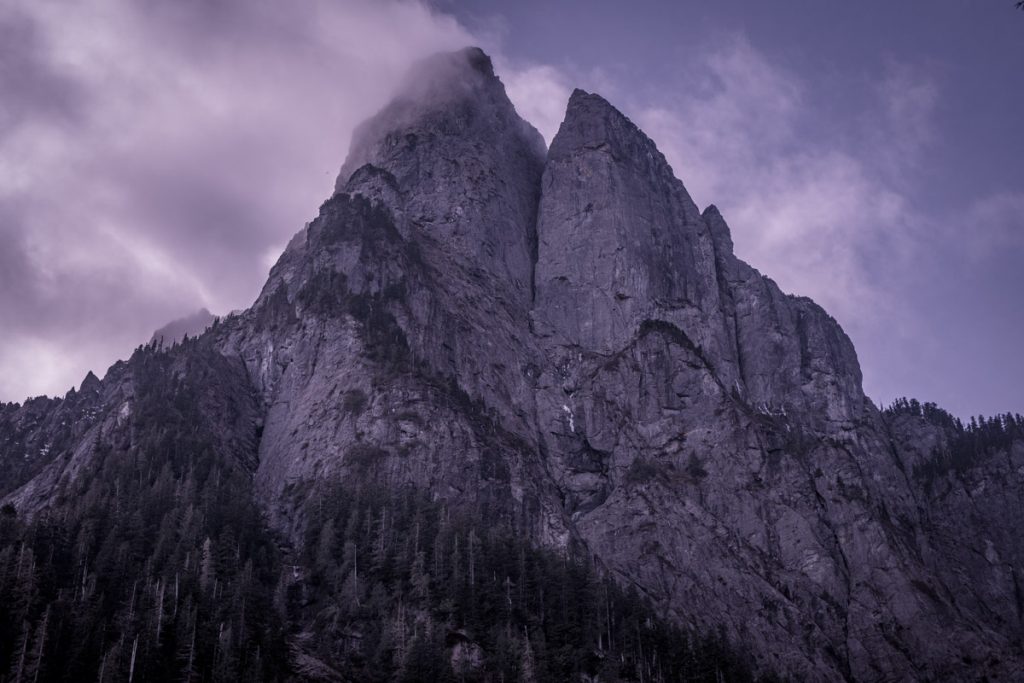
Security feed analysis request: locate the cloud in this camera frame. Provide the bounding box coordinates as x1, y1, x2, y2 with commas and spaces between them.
870, 62, 940, 180
0, 0, 475, 402
499, 63, 573, 144
0, 9, 84, 132
962, 192, 1024, 259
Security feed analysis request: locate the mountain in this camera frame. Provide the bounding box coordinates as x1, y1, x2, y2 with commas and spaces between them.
2, 47, 1023, 682
150, 308, 218, 347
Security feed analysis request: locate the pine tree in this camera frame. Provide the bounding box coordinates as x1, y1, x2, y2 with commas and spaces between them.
199, 538, 215, 594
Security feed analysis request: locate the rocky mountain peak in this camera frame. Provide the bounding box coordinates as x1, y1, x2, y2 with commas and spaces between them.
549, 89, 699, 212
332, 47, 546, 309
394, 45, 498, 100
701, 203, 734, 256
335, 46, 543, 192
534, 87, 723, 354
79, 370, 101, 394
413, 45, 496, 80
2, 48, 1022, 683
550, 89, 643, 151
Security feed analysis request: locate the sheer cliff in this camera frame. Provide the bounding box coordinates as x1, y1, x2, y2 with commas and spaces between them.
2, 47, 1022, 682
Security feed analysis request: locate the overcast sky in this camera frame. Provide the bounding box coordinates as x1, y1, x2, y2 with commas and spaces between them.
1, 0, 1021, 418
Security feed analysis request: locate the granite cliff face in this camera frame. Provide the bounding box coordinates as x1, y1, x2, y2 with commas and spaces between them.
2, 47, 1022, 681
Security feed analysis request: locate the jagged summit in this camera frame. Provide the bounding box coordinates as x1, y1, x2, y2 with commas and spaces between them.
411, 45, 496, 80
80, 370, 101, 393
394, 45, 498, 100
535, 84, 723, 356
551, 88, 700, 210
552, 88, 649, 153
336, 46, 544, 192
331, 47, 546, 308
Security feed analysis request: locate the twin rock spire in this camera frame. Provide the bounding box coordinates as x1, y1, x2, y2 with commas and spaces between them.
328, 46, 862, 421
336, 48, 732, 346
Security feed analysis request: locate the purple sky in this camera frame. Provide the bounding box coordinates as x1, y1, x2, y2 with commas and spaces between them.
1, 0, 1021, 418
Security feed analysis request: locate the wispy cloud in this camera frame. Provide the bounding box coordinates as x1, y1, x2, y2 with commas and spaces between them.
500, 63, 572, 144
962, 191, 1024, 259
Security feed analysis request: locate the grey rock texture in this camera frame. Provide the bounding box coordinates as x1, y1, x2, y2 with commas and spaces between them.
214, 194, 566, 545
336, 47, 546, 309
2, 48, 1022, 681
530, 90, 1020, 680
534, 91, 729, 365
